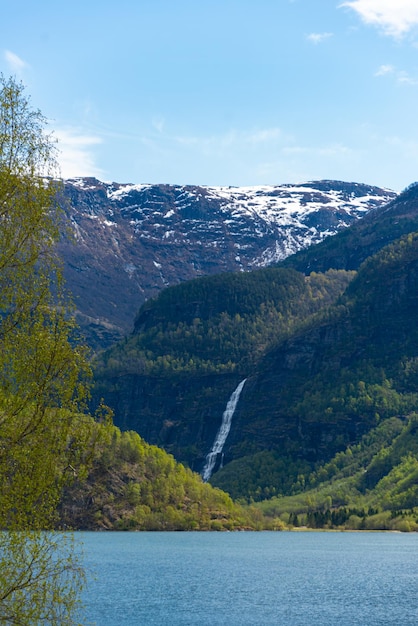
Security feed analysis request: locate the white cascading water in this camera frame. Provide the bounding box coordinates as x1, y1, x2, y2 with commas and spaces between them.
201, 379, 247, 482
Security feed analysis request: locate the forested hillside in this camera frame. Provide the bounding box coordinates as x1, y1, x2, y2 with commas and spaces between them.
59, 418, 264, 531
93, 267, 354, 470
97, 267, 353, 376
213, 231, 418, 498
93, 195, 418, 508
256, 415, 418, 531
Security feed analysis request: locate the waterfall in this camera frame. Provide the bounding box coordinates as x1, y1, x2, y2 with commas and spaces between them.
201, 379, 247, 482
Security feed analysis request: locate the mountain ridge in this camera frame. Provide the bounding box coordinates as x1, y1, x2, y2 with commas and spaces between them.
57, 177, 395, 349
280, 181, 418, 274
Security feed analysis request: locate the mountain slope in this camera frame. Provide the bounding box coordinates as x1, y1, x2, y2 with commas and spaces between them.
280, 181, 418, 274
59, 420, 261, 531
255, 415, 418, 531
92, 265, 354, 473
214, 231, 418, 496
57, 178, 394, 349
93, 225, 418, 498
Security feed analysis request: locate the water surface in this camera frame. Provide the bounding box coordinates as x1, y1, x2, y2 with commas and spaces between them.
80, 531, 418, 625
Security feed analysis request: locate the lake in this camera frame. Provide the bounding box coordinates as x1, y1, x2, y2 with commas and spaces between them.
79, 531, 418, 625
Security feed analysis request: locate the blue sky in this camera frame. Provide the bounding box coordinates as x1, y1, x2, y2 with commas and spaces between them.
2, 0, 418, 191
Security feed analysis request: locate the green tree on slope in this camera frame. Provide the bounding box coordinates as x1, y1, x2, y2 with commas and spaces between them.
0, 75, 92, 624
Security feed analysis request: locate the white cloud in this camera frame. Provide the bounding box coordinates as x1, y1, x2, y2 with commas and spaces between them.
375, 64, 395, 76
4, 50, 28, 74
397, 70, 418, 85
306, 32, 333, 44
374, 64, 418, 84
54, 128, 104, 179
340, 0, 418, 37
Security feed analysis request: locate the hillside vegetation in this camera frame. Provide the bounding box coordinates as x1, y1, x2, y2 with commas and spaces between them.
211, 231, 418, 499
61, 393, 418, 532
91, 187, 418, 522
256, 414, 418, 532
96, 267, 354, 377
93, 267, 354, 469
59, 417, 266, 531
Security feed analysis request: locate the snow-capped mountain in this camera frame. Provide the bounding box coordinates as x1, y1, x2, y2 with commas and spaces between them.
58, 177, 395, 349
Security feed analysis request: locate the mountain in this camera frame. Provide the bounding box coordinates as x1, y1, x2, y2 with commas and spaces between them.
213, 231, 418, 498
92, 266, 355, 468
92, 184, 418, 500
280, 181, 418, 274
58, 178, 394, 349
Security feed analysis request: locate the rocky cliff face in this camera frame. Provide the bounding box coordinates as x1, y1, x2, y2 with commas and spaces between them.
58, 178, 395, 349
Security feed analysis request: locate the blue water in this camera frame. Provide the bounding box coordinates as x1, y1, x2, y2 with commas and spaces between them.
80, 531, 418, 625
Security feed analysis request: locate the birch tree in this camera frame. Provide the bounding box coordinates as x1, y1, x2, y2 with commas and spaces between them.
0, 75, 92, 624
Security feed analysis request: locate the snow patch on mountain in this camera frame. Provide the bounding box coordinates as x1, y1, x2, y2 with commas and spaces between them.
59, 177, 396, 348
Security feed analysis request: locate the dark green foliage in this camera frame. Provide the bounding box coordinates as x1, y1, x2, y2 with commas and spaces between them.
210, 451, 311, 502
96, 267, 354, 377
256, 414, 418, 531
308, 417, 405, 487
92, 267, 354, 471
227, 229, 418, 498
359, 414, 418, 491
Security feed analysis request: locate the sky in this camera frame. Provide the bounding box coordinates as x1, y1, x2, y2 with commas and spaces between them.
2, 0, 418, 191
